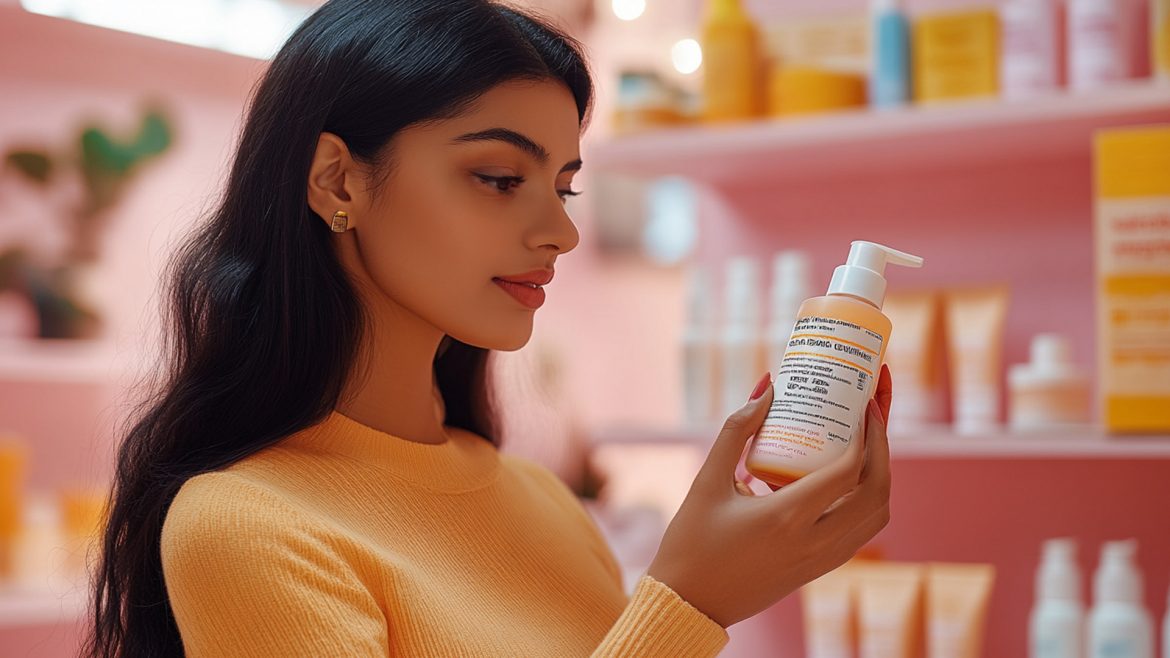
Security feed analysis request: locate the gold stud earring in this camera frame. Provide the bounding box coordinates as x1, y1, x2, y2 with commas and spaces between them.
330, 210, 349, 233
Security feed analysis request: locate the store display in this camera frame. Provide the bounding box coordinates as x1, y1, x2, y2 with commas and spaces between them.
943, 285, 1010, 435
1094, 124, 1170, 433
913, 9, 1000, 103
719, 256, 766, 418
802, 562, 859, 658
1000, 0, 1064, 98
746, 241, 924, 487
926, 562, 995, 658
765, 250, 812, 375
682, 265, 719, 426
700, 0, 765, 122
856, 562, 925, 658
1067, 0, 1127, 91
767, 66, 866, 116
1030, 538, 1086, 658
871, 0, 912, 108
1087, 540, 1154, 658
882, 290, 948, 433
1008, 333, 1092, 432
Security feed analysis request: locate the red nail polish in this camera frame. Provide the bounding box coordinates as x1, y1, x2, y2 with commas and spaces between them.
749, 371, 771, 401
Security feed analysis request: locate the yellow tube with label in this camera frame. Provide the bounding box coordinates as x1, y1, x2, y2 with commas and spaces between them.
856, 563, 925, 658
926, 563, 996, 658
943, 286, 1010, 435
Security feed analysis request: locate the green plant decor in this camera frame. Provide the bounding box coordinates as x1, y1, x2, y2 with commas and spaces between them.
1, 101, 175, 339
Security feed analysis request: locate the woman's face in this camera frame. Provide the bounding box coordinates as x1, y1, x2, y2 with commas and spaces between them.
336, 79, 583, 352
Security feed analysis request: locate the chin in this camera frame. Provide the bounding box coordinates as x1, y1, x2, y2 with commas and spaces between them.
452, 319, 533, 352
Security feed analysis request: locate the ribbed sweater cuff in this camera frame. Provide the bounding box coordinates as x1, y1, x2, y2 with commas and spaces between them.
592, 573, 730, 657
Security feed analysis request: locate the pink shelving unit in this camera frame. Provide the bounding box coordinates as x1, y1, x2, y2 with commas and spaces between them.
586, 85, 1170, 657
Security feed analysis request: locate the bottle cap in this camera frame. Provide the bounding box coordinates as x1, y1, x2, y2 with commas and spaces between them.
1037, 537, 1082, 602
827, 241, 924, 308
1094, 539, 1143, 604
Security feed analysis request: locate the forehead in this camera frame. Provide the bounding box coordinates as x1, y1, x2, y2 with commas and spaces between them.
409, 79, 582, 155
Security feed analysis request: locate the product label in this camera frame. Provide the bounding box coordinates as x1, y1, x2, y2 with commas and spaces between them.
1097, 197, 1170, 397
756, 316, 884, 463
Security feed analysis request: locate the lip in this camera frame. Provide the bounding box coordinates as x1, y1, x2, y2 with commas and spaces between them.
492, 269, 552, 310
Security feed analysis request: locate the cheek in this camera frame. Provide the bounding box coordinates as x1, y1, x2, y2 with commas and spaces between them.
355, 173, 525, 337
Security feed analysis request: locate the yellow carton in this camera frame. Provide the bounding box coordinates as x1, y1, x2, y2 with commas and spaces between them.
1094, 125, 1170, 433
912, 10, 999, 103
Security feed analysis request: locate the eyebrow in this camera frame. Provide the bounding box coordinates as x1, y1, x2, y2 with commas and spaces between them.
452, 127, 583, 174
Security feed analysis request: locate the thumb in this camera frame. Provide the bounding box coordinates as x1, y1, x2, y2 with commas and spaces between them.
697, 371, 774, 488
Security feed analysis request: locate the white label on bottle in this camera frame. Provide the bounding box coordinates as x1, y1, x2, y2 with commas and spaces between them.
756, 315, 884, 463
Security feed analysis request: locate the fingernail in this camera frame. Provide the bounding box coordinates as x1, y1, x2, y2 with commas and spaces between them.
749, 371, 771, 401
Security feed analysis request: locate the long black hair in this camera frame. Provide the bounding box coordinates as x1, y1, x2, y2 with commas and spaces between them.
83, 1, 592, 655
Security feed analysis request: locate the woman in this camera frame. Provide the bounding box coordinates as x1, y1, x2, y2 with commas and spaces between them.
84, 1, 893, 656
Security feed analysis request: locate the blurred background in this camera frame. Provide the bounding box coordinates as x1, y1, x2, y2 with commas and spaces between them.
1, 0, 1169, 655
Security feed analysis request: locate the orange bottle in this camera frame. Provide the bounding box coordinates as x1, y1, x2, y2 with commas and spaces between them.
700, 0, 766, 122
746, 241, 924, 487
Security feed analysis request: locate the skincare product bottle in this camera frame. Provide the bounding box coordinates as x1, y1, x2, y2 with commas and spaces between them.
1030, 538, 1085, 658
913, 9, 1001, 103
1088, 540, 1154, 658
701, 0, 765, 122
746, 241, 924, 487
944, 286, 1010, 436
766, 250, 812, 374
1009, 333, 1092, 432
1068, 0, 1126, 91
871, 0, 911, 108
719, 256, 765, 418
1155, 0, 1170, 79
1001, 0, 1063, 98
1094, 125, 1170, 433
683, 266, 719, 426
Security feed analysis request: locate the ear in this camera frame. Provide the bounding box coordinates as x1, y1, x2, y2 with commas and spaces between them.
306, 132, 368, 231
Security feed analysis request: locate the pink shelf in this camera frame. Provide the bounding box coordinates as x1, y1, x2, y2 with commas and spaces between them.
587, 82, 1170, 183
588, 425, 1170, 458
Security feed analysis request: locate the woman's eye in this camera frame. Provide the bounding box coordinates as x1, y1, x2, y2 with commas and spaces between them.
474, 173, 524, 193
558, 188, 582, 202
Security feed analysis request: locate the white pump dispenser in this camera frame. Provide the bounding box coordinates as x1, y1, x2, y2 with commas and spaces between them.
1029, 538, 1085, 658
1088, 540, 1154, 658
746, 241, 924, 487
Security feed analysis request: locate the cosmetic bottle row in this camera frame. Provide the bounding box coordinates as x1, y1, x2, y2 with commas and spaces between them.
1030, 537, 1170, 658
613, 0, 1170, 130
681, 257, 1095, 437
801, 556, 996, 658
0, 437, 105, 591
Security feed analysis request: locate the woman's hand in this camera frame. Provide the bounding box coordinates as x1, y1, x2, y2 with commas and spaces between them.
646, 365, 893, 629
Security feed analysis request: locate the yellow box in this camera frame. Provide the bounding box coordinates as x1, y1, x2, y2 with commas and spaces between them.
912, 10, 999, 103
1094, 124, 1170, 433
768, 66, 866, 117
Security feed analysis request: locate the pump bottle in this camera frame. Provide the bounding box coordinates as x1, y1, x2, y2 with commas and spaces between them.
1087, 540, 1154, 658
746, 241, 924, 486
1029, 538, 1085, 658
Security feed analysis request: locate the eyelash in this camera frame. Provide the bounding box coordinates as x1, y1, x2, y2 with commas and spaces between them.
474, 173, 582, 201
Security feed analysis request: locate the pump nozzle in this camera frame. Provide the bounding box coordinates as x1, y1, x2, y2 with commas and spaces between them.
827, 241, 924, 308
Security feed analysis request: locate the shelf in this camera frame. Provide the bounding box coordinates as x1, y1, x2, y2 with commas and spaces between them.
0, 338, 149, 383
586, 81, 1170, 183
0, 585, 86, 629
588, 425, 1170, 459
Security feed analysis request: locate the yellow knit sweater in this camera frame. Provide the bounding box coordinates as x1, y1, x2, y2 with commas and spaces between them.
160, 410, 730, 656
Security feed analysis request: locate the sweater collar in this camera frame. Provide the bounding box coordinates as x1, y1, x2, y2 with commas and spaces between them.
284, 410, 501, 493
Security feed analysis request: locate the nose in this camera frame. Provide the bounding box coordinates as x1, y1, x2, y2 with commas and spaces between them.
530, 198, 580, 256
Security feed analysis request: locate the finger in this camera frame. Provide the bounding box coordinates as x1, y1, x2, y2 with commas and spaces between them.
768, 410, 868, 520
860, 397, 892, 491
876, 364, 893, 425
695, 373, 774, 491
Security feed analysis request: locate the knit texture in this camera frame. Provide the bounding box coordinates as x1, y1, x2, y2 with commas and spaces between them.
160, 410, 730, 656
